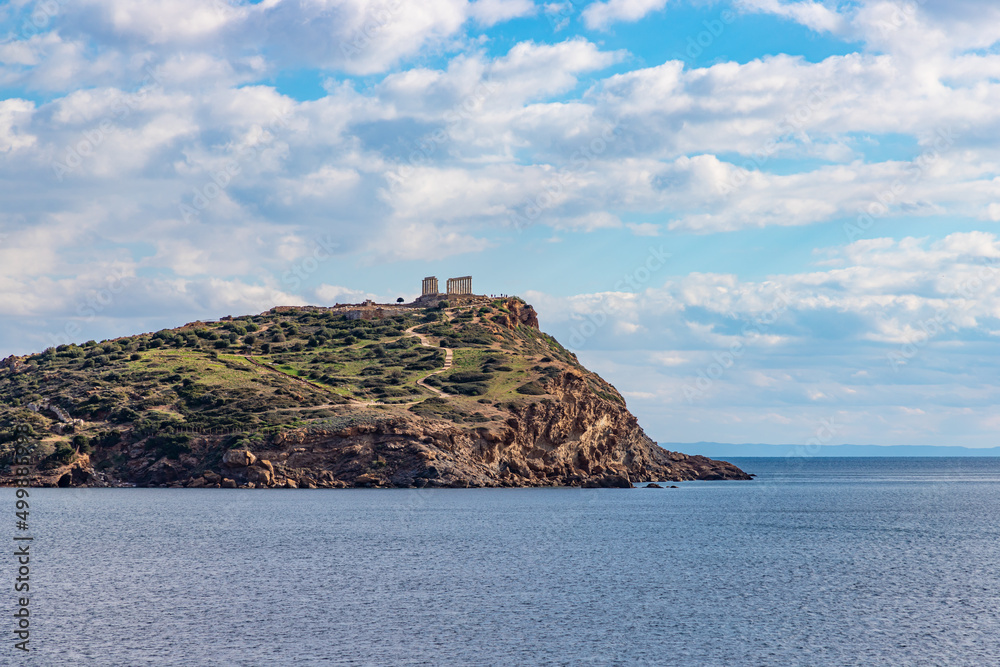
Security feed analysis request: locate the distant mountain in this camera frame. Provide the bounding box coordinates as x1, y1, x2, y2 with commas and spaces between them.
661, 442, 1000, 457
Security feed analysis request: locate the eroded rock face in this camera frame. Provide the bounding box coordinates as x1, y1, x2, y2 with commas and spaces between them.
17, 366, 750, 490
185, 369, 752, 490
495, 298, 540, 330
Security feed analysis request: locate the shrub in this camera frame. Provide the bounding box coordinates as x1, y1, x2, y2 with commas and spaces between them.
146, 434, 192, 460
130, 353, 142, 361
110, 406, 140, 423
93, 430, 122, 448
444, 383, 488, 396
447, 371, 492, 383
50, 442, 77, 465
72, 435, 92, 454
516, 381, 547, 395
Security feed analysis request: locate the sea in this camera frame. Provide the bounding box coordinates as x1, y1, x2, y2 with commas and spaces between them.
10, 457, 1000, 665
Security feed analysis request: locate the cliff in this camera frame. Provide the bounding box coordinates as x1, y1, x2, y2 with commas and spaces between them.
0, 297, 750, 488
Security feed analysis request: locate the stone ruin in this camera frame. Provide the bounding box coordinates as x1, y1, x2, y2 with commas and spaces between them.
422, 275, 473, 296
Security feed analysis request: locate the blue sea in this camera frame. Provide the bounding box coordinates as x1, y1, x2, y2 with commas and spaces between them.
10, 457, 1000, 665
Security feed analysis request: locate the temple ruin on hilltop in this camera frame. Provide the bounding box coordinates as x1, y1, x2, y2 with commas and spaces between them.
446, 276, 472, 295
422, 275, 473, 296
269, 275, 486, 320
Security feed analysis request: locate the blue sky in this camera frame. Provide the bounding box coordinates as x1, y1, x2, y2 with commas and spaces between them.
3, 0, 1000, 447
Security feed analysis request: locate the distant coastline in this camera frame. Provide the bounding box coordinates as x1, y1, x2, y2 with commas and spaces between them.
662, 442, 1000, 457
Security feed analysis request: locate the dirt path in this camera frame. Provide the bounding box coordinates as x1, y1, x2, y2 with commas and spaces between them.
405, 324, 453, 398
243, 325, 454, 409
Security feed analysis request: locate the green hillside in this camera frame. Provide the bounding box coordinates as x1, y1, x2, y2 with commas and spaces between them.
0, 298, 594, 475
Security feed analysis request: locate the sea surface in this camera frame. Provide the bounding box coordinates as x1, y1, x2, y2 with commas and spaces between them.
10, 457, 1000, 665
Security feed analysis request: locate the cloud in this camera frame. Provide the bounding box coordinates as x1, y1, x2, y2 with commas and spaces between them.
469, 0, 537, 26
736, 0, 847, 35
582, 0, 669, 30
526, 233, 1000, 445
0, 98, 36, 152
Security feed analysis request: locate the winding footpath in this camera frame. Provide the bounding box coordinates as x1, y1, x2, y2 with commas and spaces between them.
241, 326, 454, 407
404, 324, 453, 398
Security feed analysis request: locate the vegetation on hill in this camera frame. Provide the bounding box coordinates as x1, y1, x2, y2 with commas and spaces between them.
0, 298, 591, 477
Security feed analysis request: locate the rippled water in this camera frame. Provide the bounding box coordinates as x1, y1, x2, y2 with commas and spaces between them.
11, 457, 1000, 665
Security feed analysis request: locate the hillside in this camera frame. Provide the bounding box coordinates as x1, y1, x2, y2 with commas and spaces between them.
0, 297, 750, 488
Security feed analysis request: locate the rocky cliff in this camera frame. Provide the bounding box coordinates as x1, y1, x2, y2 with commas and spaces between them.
0, 297, 750, 488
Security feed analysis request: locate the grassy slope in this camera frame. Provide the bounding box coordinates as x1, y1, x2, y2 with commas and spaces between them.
0, 299, 609, 473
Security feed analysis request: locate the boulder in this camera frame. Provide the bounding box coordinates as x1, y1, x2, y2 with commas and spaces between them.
220, 478, 237, 488
222, 449, 256, 468
582, 473, 632, 488
646, 483, 663, 488
246, 467, 273, 486
354, 473, 382, 486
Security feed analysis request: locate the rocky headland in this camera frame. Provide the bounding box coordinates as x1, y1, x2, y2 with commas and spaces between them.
0, 297, 750, 488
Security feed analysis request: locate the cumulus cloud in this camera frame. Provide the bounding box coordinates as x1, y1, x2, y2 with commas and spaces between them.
469, 0, 537, 26
736, 0, 847, 35
581, 0, 669, 29
528, 232, 1000, 445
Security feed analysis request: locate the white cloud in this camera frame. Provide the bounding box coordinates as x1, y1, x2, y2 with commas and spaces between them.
0, 99, 36, 152
314, 284, 380, 304
527, 234, 1000, 445
736, 0, 847, 35
469, 0, 536, 26
582, 0, 668, 30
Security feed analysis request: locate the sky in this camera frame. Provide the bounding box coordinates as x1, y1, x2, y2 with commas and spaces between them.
3, 0, 1000, 447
